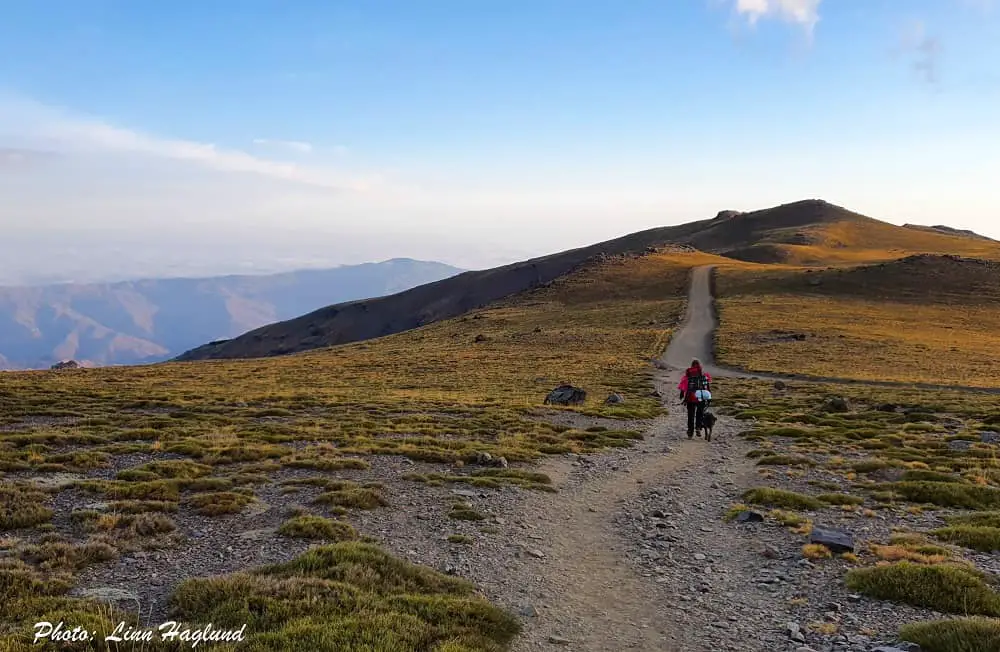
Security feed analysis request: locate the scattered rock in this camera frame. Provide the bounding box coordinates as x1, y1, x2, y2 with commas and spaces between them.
544, 385, 587, 406
76, 587, 140, 610
605, 393, 625, 405
982, 432, 1000, 444
821, 396, 851, 413
734, 510, 764, 524
50, 359, 80, 370
474, 334, 488, 343
773, 380, 787, 390
519, 605, 539, 618
548, 635, 572, 645
948, 439, 974, 451
809, 526, 855, 554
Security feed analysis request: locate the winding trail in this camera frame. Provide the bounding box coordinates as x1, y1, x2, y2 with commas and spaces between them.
508, 265, 754, 651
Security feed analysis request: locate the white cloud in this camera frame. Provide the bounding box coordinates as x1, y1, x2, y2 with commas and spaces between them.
251, 138, 314, 154
731, 0, 821, 33
0, 95, 376, 192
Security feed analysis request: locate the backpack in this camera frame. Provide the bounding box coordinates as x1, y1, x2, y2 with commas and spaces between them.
687, 369, 708, 393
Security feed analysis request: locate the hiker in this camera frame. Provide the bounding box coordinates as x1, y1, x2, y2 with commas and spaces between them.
678, 358, 711, 439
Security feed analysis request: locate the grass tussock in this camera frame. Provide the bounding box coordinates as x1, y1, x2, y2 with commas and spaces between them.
167, 542, 520, 650
845, 562, 1000, 616
278, 515, 358, 542
932, 526, 1000, 553
448, 503, 487, 521
187, 491, 256, 516
946, 512, 1000, 529
314, 488, 388, 511
742, 487, 823, 511
889, 482, 1000, 510
898, 617, 1000, 652
0, 485, 53, 530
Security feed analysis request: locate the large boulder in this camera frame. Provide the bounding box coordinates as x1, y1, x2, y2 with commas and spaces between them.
50, 360, 80, 370
809, 526, 854, 554
544, 385, 587, 406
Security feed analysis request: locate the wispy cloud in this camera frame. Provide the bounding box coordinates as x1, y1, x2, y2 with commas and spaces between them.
251, 138, 314, 154
897, 20, 942, 85
730, 0, 821, 34
0, 95, 377, 192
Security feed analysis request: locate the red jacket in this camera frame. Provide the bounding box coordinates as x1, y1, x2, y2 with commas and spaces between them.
678, 366, 711, 403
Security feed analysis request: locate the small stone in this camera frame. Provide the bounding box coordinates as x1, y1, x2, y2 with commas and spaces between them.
548, 635, 572, 645
528, 549, 545, 559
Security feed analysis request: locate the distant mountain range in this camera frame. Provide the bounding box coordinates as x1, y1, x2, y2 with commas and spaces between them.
0, 259, 463, 370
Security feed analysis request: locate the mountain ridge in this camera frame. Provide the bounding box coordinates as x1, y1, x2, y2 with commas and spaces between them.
0, 258, 463, 369
175, 199, 1000, 362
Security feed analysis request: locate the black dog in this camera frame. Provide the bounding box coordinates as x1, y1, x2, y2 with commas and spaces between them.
700, 410, 717, 441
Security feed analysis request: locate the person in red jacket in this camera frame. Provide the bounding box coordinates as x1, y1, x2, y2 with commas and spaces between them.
678, 358, 711, 439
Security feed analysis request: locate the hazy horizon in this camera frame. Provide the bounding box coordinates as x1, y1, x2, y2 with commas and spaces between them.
3, 0, 998, 283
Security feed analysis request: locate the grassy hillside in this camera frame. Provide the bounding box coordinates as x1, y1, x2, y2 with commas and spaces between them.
178, 199, 1000, 363
0, 249, 707, 648
714, 255, 1000, 386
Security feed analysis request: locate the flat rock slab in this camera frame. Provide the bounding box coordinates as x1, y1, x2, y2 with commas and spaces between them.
809, 526, 854, 554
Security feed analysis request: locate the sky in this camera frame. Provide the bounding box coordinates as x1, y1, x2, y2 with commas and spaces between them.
1, 0, 998, 284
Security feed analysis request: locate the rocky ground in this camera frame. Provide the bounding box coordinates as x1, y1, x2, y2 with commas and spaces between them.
7, 370, 942, 652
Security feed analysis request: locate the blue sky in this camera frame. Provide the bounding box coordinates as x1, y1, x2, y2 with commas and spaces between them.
1, 0, 998, 282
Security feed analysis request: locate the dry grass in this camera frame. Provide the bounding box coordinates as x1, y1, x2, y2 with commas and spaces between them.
714, 259, 1000, 386
0, 250, 712, 648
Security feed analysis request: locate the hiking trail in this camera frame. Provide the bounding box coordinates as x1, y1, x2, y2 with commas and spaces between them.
505, 264, 759, 651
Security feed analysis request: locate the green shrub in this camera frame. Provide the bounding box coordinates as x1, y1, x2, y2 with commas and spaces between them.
0, 485, 53, 530
278, 515, 357, 542
946, 512, 1000, 529
899, 617, 1000, 652
932, 526, 1000, 553
845, 562, 1000, 616
901, 470, 964, 484
742, 488, 822, 511
889, 482, 1000, 509
314, 488, 387, 510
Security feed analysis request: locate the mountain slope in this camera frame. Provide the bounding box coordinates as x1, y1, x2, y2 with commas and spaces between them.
0, 259, 462, 369
176, 199, 1000, 362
